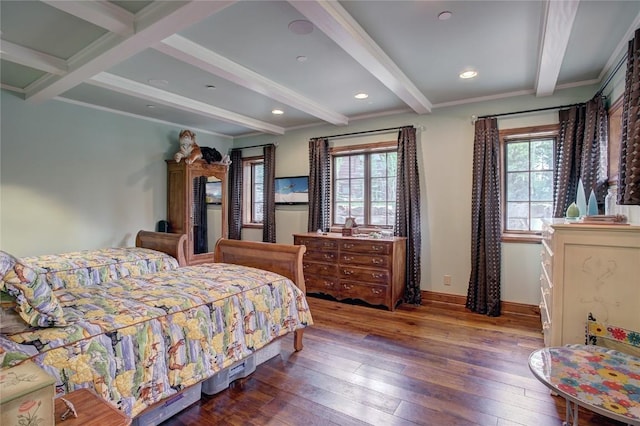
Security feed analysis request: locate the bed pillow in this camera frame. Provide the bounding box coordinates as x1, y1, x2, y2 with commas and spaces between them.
2, 261, 66, 327
0, 250, 19, 289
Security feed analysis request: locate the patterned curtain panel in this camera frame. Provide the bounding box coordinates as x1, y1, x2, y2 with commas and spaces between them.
581, 96, 608, 205
553, 97, 608, 217
466, 118, 501, 317
619, 27, 640, 205
308, 138, 330, 232
228, 149, 243, 240
395, 127, 421, 305
553, 105, 585, 217
263, 144, 276, 243
193, 176, 208, 253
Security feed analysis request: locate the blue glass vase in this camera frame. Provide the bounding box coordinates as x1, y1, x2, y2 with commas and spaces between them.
587, 189, 598, 216
576, 179, 587, 217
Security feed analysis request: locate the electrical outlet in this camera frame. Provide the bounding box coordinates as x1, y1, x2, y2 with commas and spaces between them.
443, 275, 452, 286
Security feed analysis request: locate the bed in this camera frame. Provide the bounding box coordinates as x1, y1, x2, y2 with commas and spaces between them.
0, 232, 313, 419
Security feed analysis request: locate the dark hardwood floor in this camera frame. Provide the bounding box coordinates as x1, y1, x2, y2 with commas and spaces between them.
162, 296, 625, 426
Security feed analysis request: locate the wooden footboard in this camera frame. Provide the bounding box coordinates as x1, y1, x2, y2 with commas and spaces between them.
135, 231, 187, 266
136, 233, 308, 351
214, 238, 307, 351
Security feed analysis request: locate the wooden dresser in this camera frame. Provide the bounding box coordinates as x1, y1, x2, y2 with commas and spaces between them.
540, 220, 640, 347
293, 232, 407, 310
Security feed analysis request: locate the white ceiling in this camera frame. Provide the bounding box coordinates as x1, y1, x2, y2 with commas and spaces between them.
1, 1, 639, 138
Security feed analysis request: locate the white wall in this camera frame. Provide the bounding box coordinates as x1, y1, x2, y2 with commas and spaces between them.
235, 85, 600, 305
0, 90, 232, 256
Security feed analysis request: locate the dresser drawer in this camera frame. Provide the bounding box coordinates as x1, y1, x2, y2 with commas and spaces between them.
340, 281, 389, 306
306, 275, 340, 293
295, 237, 338, 251
340, 252, 390, 268
302, 261, 338, 277
339, 240, 391, 255
305, 250, 338, 262
340, 265, 389, 283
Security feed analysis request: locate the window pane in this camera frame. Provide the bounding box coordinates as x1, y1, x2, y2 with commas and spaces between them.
387, 177, 397, 201
370, 153, 387, 177
350, 203, 364, 224
371, 178, 387, 201
507, 202, 529, 230
531, 139, 553, 170
335, 179, 350, 201
350, 179, 364, 201
531, 171, 552, 201
507, 172, 529, 201
335, 157, 349, 179
335, 203, 349, 224
506, 142, 529, 171
350, 155, 365, 177
254, 203, 263, 223
371, 203, 388, 225
531, 202, 552, 231
387, 153, 397, 176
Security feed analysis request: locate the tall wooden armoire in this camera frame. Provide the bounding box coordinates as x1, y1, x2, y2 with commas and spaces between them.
166, 159, 228, 265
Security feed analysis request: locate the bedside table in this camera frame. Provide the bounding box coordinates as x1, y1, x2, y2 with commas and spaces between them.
1, 361, 56, 426
54, 389, 130, 426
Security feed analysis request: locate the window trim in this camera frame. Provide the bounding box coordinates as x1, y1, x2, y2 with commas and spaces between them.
241, 156, 264, 228
330, 141, 398, 228
499, 124, 559, 243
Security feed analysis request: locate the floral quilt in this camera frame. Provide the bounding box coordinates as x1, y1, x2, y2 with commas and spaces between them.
0, 263, 313, 418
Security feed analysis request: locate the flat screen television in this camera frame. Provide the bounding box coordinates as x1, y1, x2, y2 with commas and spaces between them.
274, 176, 309, 205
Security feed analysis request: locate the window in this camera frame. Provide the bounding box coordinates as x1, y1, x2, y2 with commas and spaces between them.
242, 157, 264, 226
332, 143, 397, 228
501, 125, 558, 238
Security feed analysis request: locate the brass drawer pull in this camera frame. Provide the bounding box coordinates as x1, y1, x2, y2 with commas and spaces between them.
324, 254, 334, 260
344, 243, 354, 249
371, 245, 384, 251
343, 269, 353, 275
324, 281, 334, 288
342, 284, 353, 290
343, 256, 354, 261
372, 273, 384, 279
371, 258, 383, 264
371, 288, 382, 295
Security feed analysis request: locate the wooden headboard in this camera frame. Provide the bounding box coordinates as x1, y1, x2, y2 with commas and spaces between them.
214, 238, 306, 293
135, 231, 187, 266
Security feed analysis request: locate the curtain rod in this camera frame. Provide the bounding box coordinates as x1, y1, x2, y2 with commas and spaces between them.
312, 125, 412, 140
477, 103, 583, 120
230, 142, 276, 151
595, 51, 628, 97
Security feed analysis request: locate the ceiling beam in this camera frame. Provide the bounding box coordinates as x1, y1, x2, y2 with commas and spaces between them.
535, 0, 580, 97
41, 0, 134, 36
24, 1, 236, 103
88, 72, 285, 135
0, 39, 67, 75
289, 0, 431, 114
155, 35, 349, 126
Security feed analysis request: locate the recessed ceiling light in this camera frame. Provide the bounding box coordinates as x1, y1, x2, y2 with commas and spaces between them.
272, 109, 284, 115
438, 11, 453, 20
288, 20, 314, 35
148, 79, 168, 87
206, 85, 216, 90
459, 70, 478, 79
354, 92, 369, 100
296, 55, 308, 63
146, 104, 155, 109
